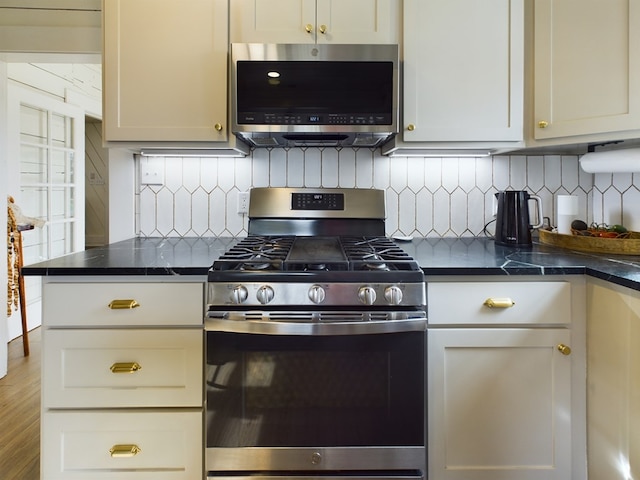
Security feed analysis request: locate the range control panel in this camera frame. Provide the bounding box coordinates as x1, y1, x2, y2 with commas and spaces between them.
291, 192, 344, 211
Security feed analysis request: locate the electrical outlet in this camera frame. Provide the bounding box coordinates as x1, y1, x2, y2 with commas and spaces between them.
237, 192, 249, 214
140, 159, 164, 185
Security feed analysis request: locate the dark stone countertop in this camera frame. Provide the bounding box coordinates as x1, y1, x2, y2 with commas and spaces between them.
21, 236, 640, 292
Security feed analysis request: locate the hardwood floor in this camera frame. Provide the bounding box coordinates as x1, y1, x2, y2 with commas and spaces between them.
0, 328, 40, 480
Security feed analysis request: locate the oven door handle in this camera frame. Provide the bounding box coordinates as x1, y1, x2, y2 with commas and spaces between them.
205, 316, 427, 335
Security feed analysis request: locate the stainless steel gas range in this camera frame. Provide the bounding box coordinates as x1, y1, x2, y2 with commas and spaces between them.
205, 188, 427, 480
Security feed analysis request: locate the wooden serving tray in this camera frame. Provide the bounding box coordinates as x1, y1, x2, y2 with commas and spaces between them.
538, 229, 640, 255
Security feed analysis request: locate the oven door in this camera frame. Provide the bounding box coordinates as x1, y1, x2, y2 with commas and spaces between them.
205, 323, 426, 474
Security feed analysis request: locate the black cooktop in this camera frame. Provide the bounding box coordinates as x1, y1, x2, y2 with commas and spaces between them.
210, 235, 422, 275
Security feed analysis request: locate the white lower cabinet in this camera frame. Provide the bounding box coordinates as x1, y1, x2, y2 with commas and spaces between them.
426, 277, 586, 480
43, 329, 203, 408
42, 410, 202, 480
40, 278, 205, 480
428, 328, 571, 480
586, 277, 640, 480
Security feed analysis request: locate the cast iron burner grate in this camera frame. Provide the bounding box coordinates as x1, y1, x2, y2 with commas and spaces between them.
211, 235, 421, 273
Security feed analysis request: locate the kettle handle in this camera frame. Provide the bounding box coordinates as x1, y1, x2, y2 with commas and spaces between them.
529, 195, 544, 229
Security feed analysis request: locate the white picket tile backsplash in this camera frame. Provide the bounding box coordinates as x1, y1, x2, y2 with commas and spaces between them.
136, 149, 640, 238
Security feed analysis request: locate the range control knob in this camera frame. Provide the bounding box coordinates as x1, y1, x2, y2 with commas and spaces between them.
358, 286, 377, 306
256, 285, 275, 304
230, 285, 248, 304
308, 285, 326, 304
384, 286, 403, 305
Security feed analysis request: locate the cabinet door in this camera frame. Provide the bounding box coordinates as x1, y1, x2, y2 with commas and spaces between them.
230, 0, 316, 44
402, 0, 524, 142
316, 0, 397, 44
43, 282, 203, 327
428, 328, 573, 480
428, 281, 572, 326
42, 410, 202, 479
534, 0, 640, 140
587, 279, 640, 479
103, 0, 229, 141
43, 329, 203, 408
230, 0, 397, 44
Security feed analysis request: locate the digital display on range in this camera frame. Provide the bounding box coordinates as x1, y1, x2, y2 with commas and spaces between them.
291, 193, 344, 210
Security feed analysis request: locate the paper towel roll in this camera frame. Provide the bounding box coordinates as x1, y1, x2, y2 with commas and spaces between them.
579, 148, 640, 173
557, 195, 578, 215
556, 195, 579, 234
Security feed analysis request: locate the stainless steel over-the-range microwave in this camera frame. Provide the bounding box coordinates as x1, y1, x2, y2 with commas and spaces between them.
230, 43, 399, 148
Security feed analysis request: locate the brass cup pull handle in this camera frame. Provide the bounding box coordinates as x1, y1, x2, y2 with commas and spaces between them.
110, 444, 142, 458
557, 344, 572, 356
305, 23, 313, 33
319, 24, 327, 34
483, 298, 515, 308
110, 362, 142, 374
108, 299, 140, 310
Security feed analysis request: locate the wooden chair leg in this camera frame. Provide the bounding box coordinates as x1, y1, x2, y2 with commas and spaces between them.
15, 230, 29, 357
18, 272, 29, 356
8, 201, 32, 357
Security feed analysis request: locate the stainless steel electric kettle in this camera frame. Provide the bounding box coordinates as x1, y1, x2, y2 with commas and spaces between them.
494, 190, 543, 247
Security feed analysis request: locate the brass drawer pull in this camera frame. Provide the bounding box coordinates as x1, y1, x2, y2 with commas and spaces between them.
109, 444, 142, 458
483, 298, 515, 308
108, 299, 140, 309
110, 362, 142, 374
557, 344, 572, 356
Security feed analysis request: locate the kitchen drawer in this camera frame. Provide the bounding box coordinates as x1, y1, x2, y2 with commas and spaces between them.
43, 329, 202, 408
428, 281, 571, 325
41, 410, 202, 480
43, 282, 204, 327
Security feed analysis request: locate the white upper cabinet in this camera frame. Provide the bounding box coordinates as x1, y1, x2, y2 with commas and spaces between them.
0, 0, 101, 54
384, 0, 524, 154
230, 0, 399, 44
103, 0, 237, 145
532, 0, 640, 144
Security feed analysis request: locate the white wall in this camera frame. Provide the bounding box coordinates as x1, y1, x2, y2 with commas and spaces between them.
108, 147, 136, 244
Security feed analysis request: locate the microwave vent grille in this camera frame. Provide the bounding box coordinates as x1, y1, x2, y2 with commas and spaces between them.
353, 135, 387, 147
250, 137, 280, 147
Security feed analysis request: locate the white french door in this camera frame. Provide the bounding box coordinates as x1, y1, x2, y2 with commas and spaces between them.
7, 83, 84, 337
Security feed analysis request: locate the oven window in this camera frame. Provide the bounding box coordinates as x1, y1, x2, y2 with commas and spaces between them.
206, 331, 424, 448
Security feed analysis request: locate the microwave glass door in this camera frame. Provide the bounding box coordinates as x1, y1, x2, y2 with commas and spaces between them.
235, 61, 394, 124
